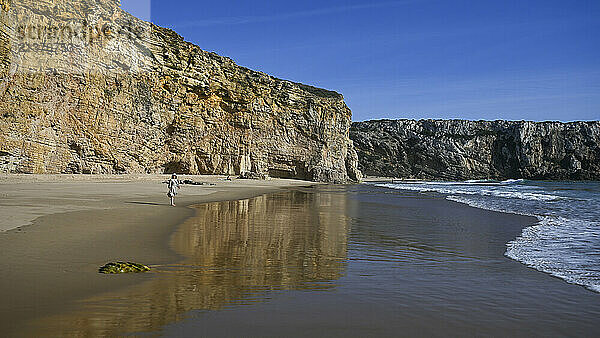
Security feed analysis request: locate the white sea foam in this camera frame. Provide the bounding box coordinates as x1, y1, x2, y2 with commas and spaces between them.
377, 182, 563, 202
374, 180, 600, 293
500, 179, 525, 185
505, 216, 600, 294
482, 189, 562, 202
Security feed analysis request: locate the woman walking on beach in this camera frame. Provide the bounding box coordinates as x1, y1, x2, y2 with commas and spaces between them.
167, 174, 180, 206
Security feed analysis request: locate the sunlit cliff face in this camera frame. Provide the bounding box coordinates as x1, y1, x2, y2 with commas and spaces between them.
0, 0, 362, 182
28, 189, 351, 336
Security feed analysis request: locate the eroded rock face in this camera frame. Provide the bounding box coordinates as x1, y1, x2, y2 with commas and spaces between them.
0, 0, 361, 183
351, 119, 600, 180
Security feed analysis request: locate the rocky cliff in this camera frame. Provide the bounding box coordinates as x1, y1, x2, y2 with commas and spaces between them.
351, 119, 600, 180
0, 0, 361, 182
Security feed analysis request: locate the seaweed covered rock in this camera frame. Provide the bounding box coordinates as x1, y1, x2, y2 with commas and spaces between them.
99, 262, 151, 274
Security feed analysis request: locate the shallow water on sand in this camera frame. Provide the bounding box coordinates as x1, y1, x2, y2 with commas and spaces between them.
28, 185, 600, 337
377, 180, 600, 293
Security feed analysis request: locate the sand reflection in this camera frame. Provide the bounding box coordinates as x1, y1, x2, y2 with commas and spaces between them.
29, 189, 349, 336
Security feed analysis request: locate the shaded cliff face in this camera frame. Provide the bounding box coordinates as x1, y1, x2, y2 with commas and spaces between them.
0, 0, 361, 182
351, 119, 600, 180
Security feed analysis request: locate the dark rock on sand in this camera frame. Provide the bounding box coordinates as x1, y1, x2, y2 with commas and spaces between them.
350, 119, 600, 180
99, 262, 151, 274
181, 179, 205, 185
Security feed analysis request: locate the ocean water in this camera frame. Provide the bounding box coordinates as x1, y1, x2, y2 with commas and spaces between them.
376, 179, 600, 293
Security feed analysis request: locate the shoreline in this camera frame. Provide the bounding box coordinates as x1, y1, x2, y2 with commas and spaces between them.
159, 184, 599, 337
0, 174, 320, 335
94, 184, 600, 336
3, 177, 599, 336
366, 178, 600, 294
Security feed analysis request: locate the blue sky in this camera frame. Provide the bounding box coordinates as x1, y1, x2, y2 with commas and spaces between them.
121, 0, 600, 121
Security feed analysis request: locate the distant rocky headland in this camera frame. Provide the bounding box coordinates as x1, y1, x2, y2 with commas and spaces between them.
351, 119, 600, 180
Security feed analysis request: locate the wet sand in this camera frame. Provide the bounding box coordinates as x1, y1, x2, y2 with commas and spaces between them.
161, 185, 600, 338
0, 175, 317, 336
2, 180, 600, 337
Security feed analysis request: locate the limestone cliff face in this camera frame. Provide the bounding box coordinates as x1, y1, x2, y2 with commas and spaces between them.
0, 0, 361, 182
351, 119, 600, 180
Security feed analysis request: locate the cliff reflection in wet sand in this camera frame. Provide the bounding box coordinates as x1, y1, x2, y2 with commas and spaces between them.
30, 189, 350, 336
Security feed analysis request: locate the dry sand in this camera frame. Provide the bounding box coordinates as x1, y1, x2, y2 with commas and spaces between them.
0, 174, 318, 336
0, 174, 317, 232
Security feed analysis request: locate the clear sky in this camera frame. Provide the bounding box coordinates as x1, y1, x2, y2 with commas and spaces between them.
121, 0, 600, 121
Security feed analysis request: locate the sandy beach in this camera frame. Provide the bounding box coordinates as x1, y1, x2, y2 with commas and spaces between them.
2, 177, 600, 337
0, 174, 317, 336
